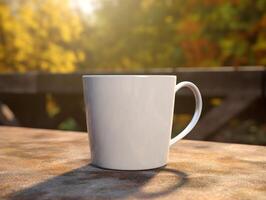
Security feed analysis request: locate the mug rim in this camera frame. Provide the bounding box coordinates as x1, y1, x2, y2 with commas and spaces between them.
82, 75, 176, 78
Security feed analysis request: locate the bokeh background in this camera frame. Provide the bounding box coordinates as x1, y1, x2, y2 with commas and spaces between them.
0, 0, 265, 145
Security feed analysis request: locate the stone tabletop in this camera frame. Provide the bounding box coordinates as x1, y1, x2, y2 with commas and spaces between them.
0, 126, 265, 200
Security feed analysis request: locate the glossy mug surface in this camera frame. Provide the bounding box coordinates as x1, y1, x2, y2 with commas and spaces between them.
83, 75, 202, 170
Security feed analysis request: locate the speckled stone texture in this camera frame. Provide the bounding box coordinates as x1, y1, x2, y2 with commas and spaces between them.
0, 126, 265, 200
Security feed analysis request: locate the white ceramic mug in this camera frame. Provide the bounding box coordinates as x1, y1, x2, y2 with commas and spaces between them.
83, 75, 202, 170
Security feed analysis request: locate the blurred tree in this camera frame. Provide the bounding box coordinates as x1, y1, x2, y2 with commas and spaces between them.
0, 0, 265, 71
0, 0, 84, 73
82, 0, 266, 69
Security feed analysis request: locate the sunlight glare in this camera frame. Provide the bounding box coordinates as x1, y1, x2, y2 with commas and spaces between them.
71, 0, 96, 15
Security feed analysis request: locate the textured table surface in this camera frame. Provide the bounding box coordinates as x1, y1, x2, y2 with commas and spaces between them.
0, 126, 266, 200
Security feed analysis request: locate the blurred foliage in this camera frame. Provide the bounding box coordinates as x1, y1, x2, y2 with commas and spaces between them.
0, 0, 84, 73
172, 113, 191, 136
58, 117, 79, 130
0, 0, 266, 71
210, 97, 223, 107
214, 119, 266, 145
84, 0, 266, 69
46, 94, 60, 117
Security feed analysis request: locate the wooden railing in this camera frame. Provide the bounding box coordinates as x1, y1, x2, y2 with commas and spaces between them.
0, 66, 265, 140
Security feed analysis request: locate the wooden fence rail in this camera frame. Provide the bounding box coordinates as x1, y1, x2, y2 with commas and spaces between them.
0, 66, 265, 140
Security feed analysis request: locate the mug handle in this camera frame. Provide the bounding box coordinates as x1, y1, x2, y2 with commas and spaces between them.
170, 81, 202, 146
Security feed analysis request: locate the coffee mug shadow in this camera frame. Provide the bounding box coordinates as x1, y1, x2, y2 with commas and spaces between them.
9, 164, 188, 200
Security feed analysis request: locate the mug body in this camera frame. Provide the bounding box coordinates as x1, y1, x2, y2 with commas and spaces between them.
83, 75, 176, 170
